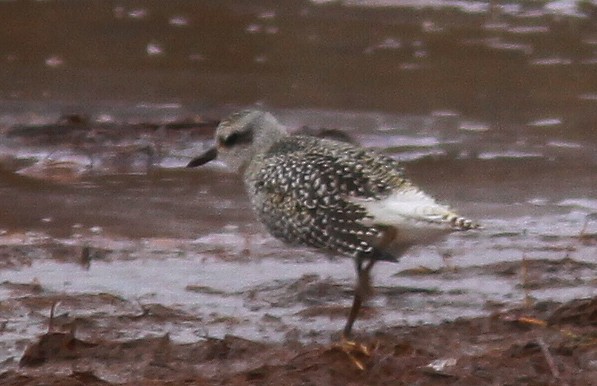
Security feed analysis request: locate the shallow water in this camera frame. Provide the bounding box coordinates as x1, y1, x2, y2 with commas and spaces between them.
1, 108, 595, 363
0, 0, 596, 369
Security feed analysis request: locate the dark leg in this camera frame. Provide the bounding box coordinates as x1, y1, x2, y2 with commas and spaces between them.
343, 258, 376, 337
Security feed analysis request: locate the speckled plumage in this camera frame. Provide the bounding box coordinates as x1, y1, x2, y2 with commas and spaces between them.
246, 135, 406, 261
242, 123, 475, 261
188, 110, 478, 337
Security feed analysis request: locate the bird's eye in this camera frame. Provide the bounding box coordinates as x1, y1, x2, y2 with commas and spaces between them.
219, 130, 253, 148
222, 133, 240, 147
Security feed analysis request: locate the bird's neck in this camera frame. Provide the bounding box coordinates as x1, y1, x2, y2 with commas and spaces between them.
253, 120, 289, 155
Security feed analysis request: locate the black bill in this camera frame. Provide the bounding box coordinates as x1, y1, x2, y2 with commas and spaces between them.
187, 146, 217, 167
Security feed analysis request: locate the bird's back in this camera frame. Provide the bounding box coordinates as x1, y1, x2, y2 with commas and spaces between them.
244, 135, 476, 261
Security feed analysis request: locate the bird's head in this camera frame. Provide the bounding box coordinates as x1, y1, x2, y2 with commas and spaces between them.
187, 110, 287, 173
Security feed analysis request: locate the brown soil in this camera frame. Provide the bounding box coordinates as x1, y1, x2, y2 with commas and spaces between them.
1, 297, 595, 386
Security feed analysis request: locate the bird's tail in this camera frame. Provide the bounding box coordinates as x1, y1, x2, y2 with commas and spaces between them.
443, 213, 480, 231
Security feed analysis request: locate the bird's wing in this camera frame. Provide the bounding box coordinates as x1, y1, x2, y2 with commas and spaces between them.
251, 137, 409, 261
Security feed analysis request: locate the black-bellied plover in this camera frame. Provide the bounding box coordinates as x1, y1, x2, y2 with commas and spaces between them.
188, 110, 478, 340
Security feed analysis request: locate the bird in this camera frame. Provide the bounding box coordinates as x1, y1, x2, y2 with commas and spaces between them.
187, 110, 478, 347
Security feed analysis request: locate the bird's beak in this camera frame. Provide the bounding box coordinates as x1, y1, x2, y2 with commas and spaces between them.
187, 146, 217, 167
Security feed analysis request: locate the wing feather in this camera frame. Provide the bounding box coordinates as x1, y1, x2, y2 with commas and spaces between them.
248, 136, 408, 260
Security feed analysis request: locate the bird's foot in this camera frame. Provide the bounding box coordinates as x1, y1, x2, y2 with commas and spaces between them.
333, 336, 376, 371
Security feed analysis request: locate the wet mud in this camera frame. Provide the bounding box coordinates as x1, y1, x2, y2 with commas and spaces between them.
1, 0, 596, 385
1, 287, 595, 385
2, 113, 597, 384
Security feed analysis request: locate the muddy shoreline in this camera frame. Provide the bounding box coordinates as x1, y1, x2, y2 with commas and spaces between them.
1, 292, 595, 385
1, 1, 596, 384
1, 113, 596, 385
